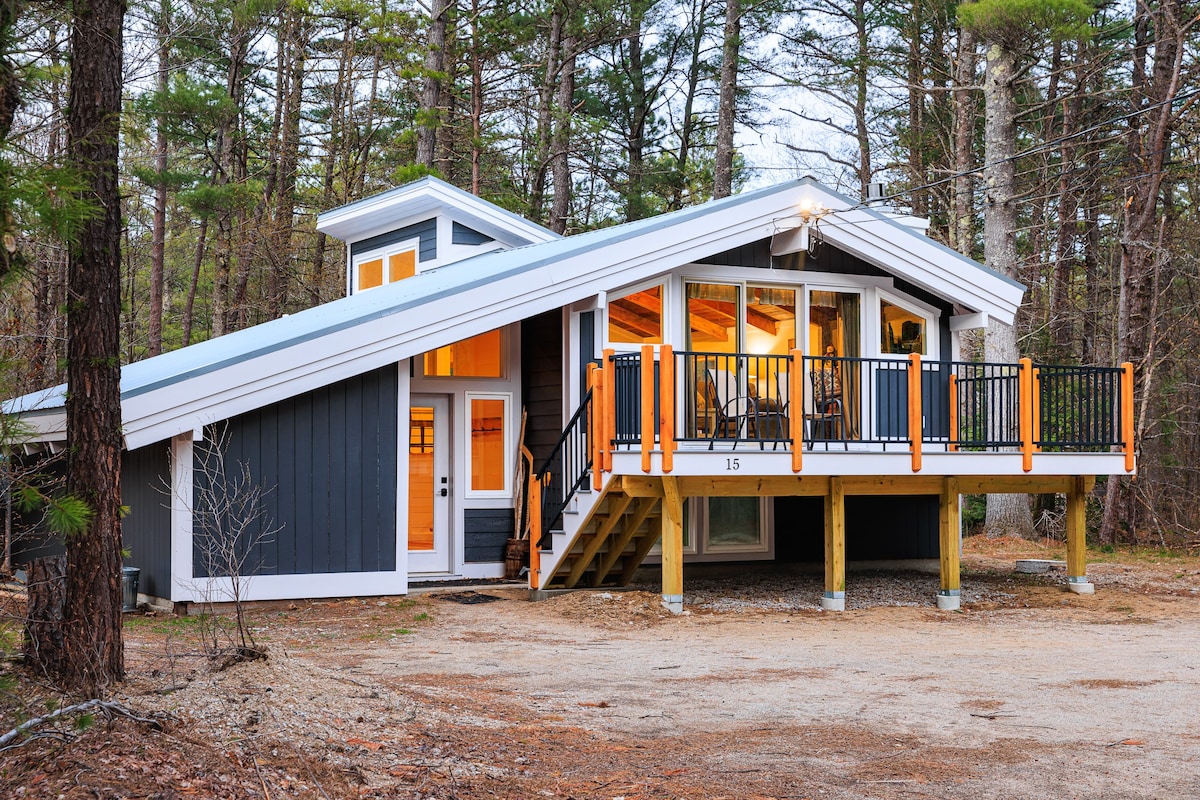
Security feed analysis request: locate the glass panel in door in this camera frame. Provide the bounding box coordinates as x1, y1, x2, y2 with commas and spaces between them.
408, 396, 451, 573
808, 291, 861, 440
686, 283, 740, 438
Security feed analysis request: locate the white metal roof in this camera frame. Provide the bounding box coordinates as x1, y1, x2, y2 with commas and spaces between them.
6, 178, 1023, 449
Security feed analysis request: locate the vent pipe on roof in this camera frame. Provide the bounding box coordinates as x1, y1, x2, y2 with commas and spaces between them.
866, 182, 886, 204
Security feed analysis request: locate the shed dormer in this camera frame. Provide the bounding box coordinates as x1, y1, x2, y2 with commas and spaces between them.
316, 177, 560, 295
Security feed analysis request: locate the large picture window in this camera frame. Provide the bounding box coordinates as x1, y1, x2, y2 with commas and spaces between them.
467, 393, 510, 497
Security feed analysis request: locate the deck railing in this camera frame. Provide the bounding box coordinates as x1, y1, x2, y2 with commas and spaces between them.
534, 387, 593, 549
591, 348, 1133, 468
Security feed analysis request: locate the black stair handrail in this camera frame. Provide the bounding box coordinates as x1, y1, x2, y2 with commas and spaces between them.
534, 388, 593, 550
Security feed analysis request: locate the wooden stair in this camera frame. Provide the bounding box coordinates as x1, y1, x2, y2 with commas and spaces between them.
540, 482, 663, 589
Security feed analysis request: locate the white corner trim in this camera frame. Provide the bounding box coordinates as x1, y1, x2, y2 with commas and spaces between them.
169, 434, 195, 603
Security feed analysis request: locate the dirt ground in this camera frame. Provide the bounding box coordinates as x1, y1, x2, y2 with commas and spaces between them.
3, 537, 1200, 799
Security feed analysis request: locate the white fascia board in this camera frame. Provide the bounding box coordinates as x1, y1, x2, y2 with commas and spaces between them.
317, 179, 557, 247
812, 201, 1023, 324
10, 410, 66, 443
122, 189, 805, 446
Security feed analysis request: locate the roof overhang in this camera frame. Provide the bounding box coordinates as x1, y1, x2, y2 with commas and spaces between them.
315, 177, 558, 247
7, 179, 1025, 450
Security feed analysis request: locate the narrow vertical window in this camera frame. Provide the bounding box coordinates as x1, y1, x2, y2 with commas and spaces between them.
468, 393, 509, 496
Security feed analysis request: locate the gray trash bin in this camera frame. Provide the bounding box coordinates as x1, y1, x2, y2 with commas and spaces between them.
121, 566, 140, 612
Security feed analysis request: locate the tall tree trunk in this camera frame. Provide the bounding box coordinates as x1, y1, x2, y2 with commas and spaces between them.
1099, 0, 1187, 544
625, 26, 648, 221
549, 37, 574, 234
529, 5, 562, 222
147, 0, 170, 356
950, 27, 976, 256
56, 0, 126, 693
713, 0, 739, 198
417, 0, 451, 169
980, 41, 1033, 538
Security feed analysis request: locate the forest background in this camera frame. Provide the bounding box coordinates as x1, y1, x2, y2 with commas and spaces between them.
0, 0, 1196, 545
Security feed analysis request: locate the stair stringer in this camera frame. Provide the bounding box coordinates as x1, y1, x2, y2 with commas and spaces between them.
533, 471, 619, 587
538, 475, 666, 590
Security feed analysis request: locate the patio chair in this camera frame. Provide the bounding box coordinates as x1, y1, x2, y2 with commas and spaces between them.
809, 363, 847, 449
705, 368, 755, 447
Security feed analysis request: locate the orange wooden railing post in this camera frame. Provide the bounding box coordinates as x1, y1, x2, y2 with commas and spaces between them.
641, 345, 654, 473
603, 348, 615, 472
1019, 357, 1033, 472
908, 353, 922, 472
948, 373, 959, 452
1033, 367, 1042, 453
1122, 361, 1135, 472
588, 363, 601, 491
660, 345, 675, 473
790, 349, 803, 472
528, 476, 542, 590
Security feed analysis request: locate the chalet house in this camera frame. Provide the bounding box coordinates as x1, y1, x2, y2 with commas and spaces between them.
6, 177, 1134, 612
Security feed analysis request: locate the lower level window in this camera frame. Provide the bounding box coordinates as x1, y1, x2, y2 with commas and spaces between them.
688, 496, 770, 554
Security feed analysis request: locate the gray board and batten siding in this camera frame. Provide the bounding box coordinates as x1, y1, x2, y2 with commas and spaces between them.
464, 509, 514, 563
122, 441, 173, 598
193, 364, 399, 578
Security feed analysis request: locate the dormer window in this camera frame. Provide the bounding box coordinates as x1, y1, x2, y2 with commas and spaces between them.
354, 240, 418, 292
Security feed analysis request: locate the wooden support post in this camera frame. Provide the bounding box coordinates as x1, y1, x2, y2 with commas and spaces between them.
790, 348, 803, 472
908, 353, 922, 472
660, 475, 684, 614
603, 348, 616, 472
528, 477, 542, 591
822, 476, 845, 611
641, 345, 654, 473
1121, 362, 1135, 473
1033, 367, 1042, 453
660, 345, 674, 473
1066, 475, 1094, 594
588, 363, 601, 491
937, 477, 961, 610
948, 373, 959, 452
1019, 357, 1033, 472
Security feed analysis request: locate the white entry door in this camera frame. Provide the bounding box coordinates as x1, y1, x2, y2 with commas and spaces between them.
408, 395, 452, 574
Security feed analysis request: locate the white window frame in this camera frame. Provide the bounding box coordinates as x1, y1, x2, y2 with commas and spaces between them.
605, 279, 669, 350
464, 391, 512, 499
875, 288, 940, 360
352, 237, 420, 294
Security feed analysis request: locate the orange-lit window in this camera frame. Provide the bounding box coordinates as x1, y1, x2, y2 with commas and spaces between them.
880, 299, 927, 355
359, 257, 384, 290
354, 241, 418, 292
389, 250, 416, 282
408, 406, 435, 551
608, 285, 664, 343
424, 328, 504, 378
468, 394, 509, 496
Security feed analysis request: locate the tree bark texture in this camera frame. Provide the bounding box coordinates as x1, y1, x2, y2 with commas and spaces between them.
23, 555, 66, 674
1099, 0, 1186, 544
59, 0, 127, 692
713, 0, 739, 199
416, 0, 450, 169
981, 41, 1032, 538
950, 27, 976, 256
